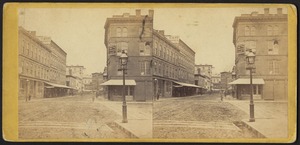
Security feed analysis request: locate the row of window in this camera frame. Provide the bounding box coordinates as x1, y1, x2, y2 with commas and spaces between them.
243, 25, 280, 36
237, 40, 280, 55
20, 39, 50, 66
114, 27, 152, 38
20, 38, 66, 73
20, 59, 65, 82
153, 41, 178, 64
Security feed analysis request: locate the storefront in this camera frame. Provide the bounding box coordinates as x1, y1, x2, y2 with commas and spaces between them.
229, 78, 264, 100
172, 81, 201, 97
44, 82, 74, 98
100, 79, 136, 101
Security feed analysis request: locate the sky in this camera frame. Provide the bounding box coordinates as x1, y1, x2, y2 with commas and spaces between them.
19, 6, 287, 75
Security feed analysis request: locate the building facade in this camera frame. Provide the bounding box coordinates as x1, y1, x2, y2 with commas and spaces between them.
220, 71, 233, 91
211, 74, 222, 91
18, 27, 69, 99
194, 64, 213, 91
66, 65, 86, 93
102, 9, 198, 101
91, 72, 104, 91
231, 8, 288, 100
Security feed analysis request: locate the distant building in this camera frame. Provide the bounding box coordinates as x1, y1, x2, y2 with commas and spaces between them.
231, 8, 288, 100
194, 64, 213, 91
211, 74, 222, 91
82, 74, 93, 91
18, 27, 69, 99
66, 65, 85, 92
220, 71, 233, 91
102, 9, 198, 101
91, 72, 104, 91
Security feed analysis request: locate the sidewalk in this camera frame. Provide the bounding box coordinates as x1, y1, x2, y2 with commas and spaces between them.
96, 97, 153, 138
225, 99, 288, 138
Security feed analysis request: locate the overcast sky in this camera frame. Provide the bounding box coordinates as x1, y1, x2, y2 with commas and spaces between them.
19, 7, 287, 74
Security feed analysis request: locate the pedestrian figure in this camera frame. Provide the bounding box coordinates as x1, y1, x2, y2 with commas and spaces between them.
156, 90, 160, 100
28, 94, 31, 101
220, 90, 224, 101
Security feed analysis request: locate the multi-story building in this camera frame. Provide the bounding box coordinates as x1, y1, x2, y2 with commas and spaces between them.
66, 65, 85, 92
220, 71, 233, 91
91, 72, 104, 91
102, 9, 198, 101
82, 74, 93, 90
231, 8, 288, 100
18, 27, 69, 99
37, 36, 67, 85
211, 74, 222, 91
194, 64, 213, 91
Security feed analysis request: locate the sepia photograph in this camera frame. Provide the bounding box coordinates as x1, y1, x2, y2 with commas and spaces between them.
2, 3, 297, 142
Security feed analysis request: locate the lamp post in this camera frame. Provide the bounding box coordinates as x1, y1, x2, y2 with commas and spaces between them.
120, 50, 128, 123
246, 50, 256, 122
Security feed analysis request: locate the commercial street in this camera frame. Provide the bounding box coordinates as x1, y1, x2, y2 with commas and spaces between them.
153, 94, 270, 139
18, 94, 131, 139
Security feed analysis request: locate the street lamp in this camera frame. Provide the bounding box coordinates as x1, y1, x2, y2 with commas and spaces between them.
246, 50, 256, 122
119, 50, 128, 123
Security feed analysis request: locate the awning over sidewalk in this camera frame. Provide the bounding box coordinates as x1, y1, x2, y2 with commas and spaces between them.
100, 79, 136, 86
228, 78, 265, 85
173, 81, 202, 88
45, 82, 74, 89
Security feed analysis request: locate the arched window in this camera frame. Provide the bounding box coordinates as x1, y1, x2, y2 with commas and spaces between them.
250, 26, 256, 35
245, 26, 250, 36
116, 27, 121, 37
267, 25, 273, 35
122, 27, 127, 37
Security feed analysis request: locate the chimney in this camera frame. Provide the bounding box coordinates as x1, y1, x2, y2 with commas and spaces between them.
30, 31, 36, 36
277, 8, 283, 15
136, 9, 141, 16
264, 8, 269, 15
158, 30, 164, 35
148, 9, 154, 17
123, 13, 129, 17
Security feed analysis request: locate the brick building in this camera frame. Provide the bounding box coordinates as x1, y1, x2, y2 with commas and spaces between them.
102, 9, 199, 101
230, 8, 288, 100
18, 27, 70, 99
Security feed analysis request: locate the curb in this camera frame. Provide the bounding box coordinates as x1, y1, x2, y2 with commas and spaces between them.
239, 121, 266, 138
111, 121, 139, 138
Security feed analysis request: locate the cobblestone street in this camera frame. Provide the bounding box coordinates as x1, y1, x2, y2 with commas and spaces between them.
153, 94, 259, 139
18, 95, 131, 139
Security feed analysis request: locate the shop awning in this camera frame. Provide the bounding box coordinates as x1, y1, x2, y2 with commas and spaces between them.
228, 78, 265, 85
45, 82, 74, 89
100, 79, 136, 86
173, 81, 202, 88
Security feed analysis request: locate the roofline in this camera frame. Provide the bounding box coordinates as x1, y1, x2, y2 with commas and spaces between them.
19, 26, 52, 52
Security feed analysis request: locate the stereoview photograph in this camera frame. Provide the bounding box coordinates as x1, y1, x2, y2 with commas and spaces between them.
6, 4, 295, 142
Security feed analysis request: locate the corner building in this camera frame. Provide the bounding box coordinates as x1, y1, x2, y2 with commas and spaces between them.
231, 8, 288, 100
103, 10, 198, 101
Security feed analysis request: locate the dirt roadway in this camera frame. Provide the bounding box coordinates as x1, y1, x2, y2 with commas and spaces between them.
153, 94, 258, 139
18, 95, 130, 139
